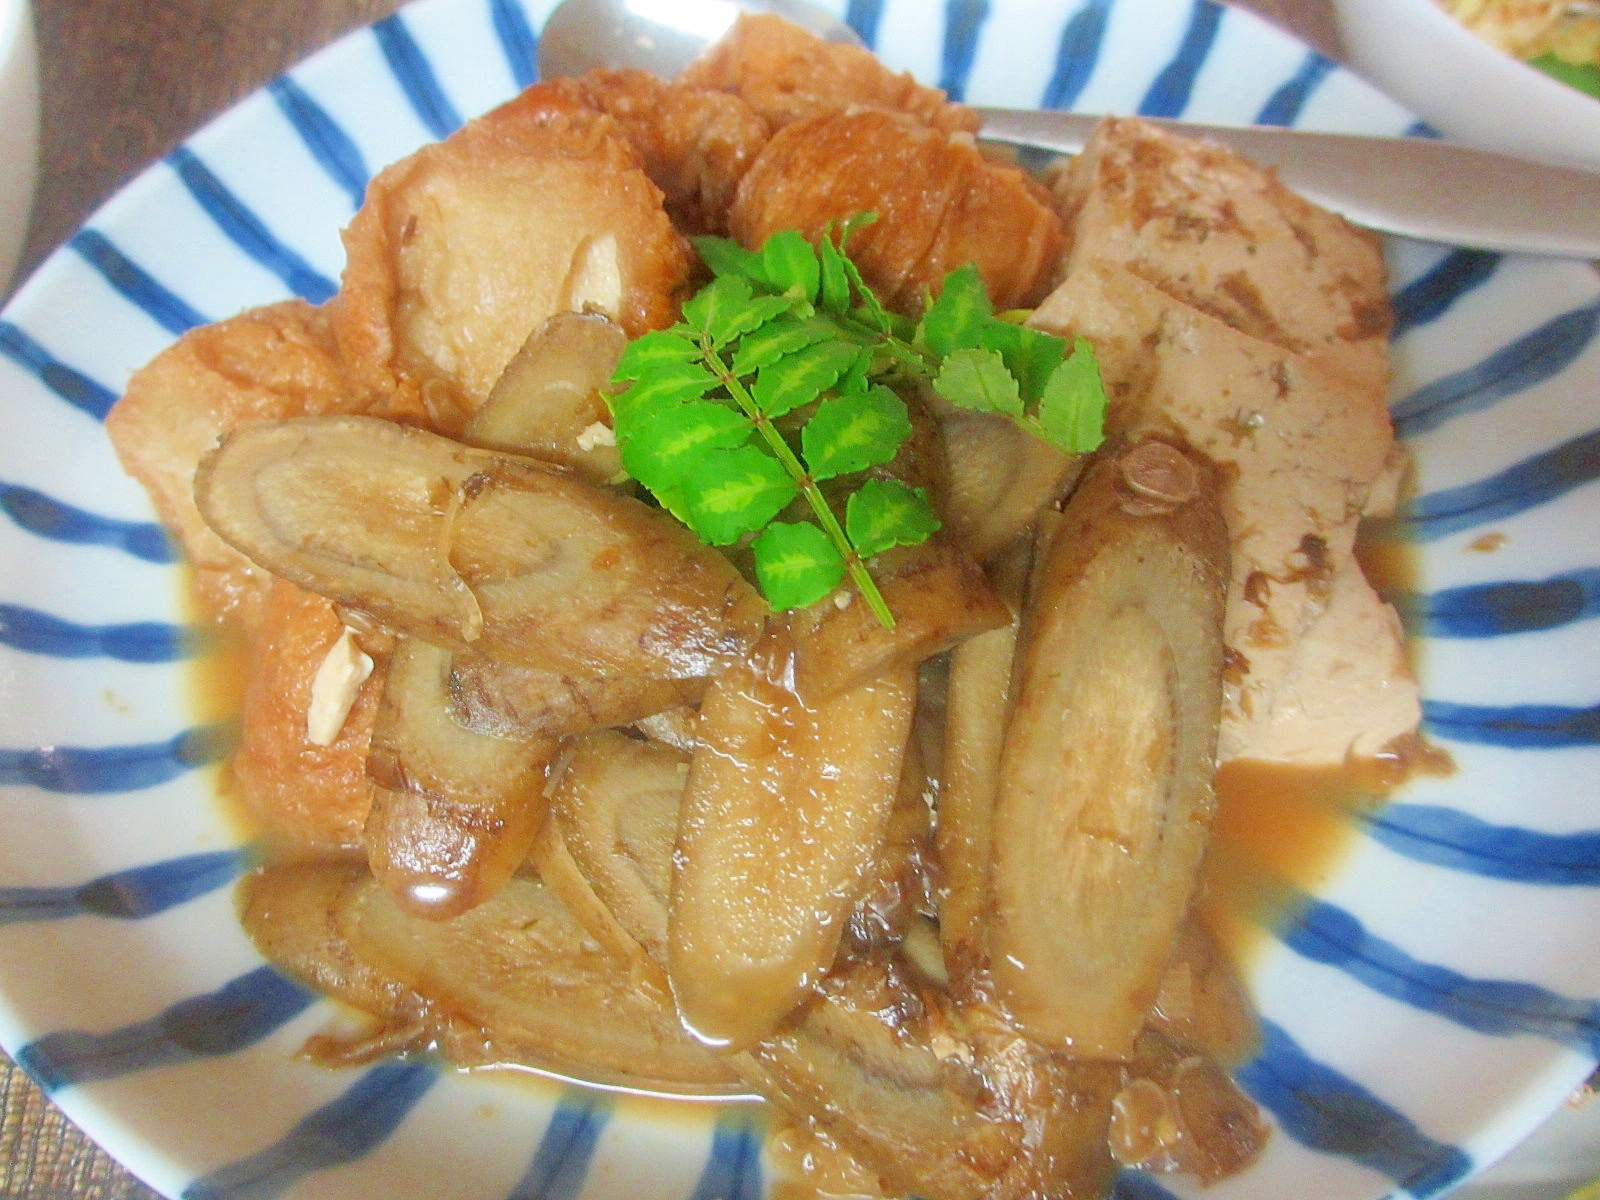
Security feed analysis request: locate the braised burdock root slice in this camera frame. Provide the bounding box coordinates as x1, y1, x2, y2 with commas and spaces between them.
787, 537, 1009, 702
447, 656, 703, 743
194, 415, 766, 679
548, 729, 688, 963
990, 442, 1229, 1060
669, 650, 917, 1050
242, 859, 743, 1092
364, 638, 556, 919
461, 310, 628, 484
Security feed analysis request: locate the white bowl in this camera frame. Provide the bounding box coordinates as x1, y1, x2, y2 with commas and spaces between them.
1332, 0, 1600, 171
0, 0, 36, 292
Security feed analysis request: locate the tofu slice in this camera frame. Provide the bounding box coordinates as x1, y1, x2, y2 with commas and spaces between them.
1054, 116, 1391, 397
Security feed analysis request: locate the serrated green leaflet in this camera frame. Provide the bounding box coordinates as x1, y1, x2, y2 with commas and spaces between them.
610, 360, 718, 422
752, 340, 860, 419
685, 275, 794, 347
618, 399, 751, 493
935, 347, 1023, 416
762, 230, 821, 303
731, 314, 836, 376
979, 320, 1064, 403
801, 386, 911, 481
1038, 337, 1108, 454
613, 329, 701, 381
846, 480, 942, 560
683, 444, 797, 546
692, 236, 767, 284
753, 522, 845, 611
917, 263, 991, 357
818, 234, 851, 313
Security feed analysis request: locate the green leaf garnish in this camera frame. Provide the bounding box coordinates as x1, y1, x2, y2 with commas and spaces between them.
917, 263, 992, 357
762, 230, 822, 303
692, 236, 768, 284
608, 219, 1108, 625
1038, 337, 1109, 454
618, 399, 751, 493
934, 348, 1024, 417
847, 480, 942, 560
753, 521, 846, 611
684, 444, 797, 546
802, 386, 911, 481
731, 314, 835, 376
614, 330, 702, 380
753, 340, 860, 419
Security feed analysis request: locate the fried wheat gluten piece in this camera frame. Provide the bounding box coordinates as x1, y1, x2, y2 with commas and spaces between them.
332, 87, 691, 430
106, 300, 391, 625
231, 579, 388, 850
679, 12, 979, 135
1053, 116, 1391, 397
530, 70, 771, 235
731, 109, 1065, 314
1031, 261, 1418, 765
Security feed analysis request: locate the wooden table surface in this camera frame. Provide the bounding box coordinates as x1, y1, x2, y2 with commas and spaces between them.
4, 0, 1336, 1195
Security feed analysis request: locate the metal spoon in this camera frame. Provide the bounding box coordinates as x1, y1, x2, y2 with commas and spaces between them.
536, 0, 1600, 259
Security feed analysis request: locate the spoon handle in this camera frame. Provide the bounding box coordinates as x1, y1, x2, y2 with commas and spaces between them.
975, 108, 1600, 260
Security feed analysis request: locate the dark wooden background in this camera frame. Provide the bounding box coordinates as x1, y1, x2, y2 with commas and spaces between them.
3, 0, 1334, 1194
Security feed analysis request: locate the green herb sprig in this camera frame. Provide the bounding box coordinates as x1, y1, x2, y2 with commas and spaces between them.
607, 217, 1107, 626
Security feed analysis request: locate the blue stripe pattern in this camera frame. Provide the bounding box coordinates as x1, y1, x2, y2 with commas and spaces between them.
183, 1061, 439, 1200
1401, 427, 1600, 542
1254, 51, 1332, 126
1392, 301, 1600, 438
166, 147, 338, 304
1424, 699, 1600, 749
268, 77, 371, 212
0, 604, 200, 662
939, 0, 990, 102
1238, 1021, 1472, 1197
1041, 0, 1113, 111
1281, 892, 1600, 1055
687, 1112, 763, 1200
373, 15, 464, 138
491, 0, 539, 89
0, 722, 237, 793
1111, 1173, 1184, 1200
19, 967, 315, 1090
1138, 0, 1222, 117
507, 1091, 615, 1200
0, 850, 248, 924
1397, 569, 1600, 638
0, 322, 121, 420
1363, 805, 1600, 886
845, 0, 886, 47
1, 482, 175, 561
1390, 249, 1501, 339
70, 230, 208, 335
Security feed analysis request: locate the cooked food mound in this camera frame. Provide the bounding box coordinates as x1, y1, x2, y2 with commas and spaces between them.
104, 15, 1423, 1198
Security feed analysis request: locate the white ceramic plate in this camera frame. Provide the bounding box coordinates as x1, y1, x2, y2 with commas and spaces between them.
1, 0, 1598, 1197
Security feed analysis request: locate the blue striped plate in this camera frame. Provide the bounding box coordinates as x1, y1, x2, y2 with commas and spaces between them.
0, 0, 1596, 1196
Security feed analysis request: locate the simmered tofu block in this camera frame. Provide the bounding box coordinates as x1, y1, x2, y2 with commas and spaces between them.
1055, 117, 1390, 396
